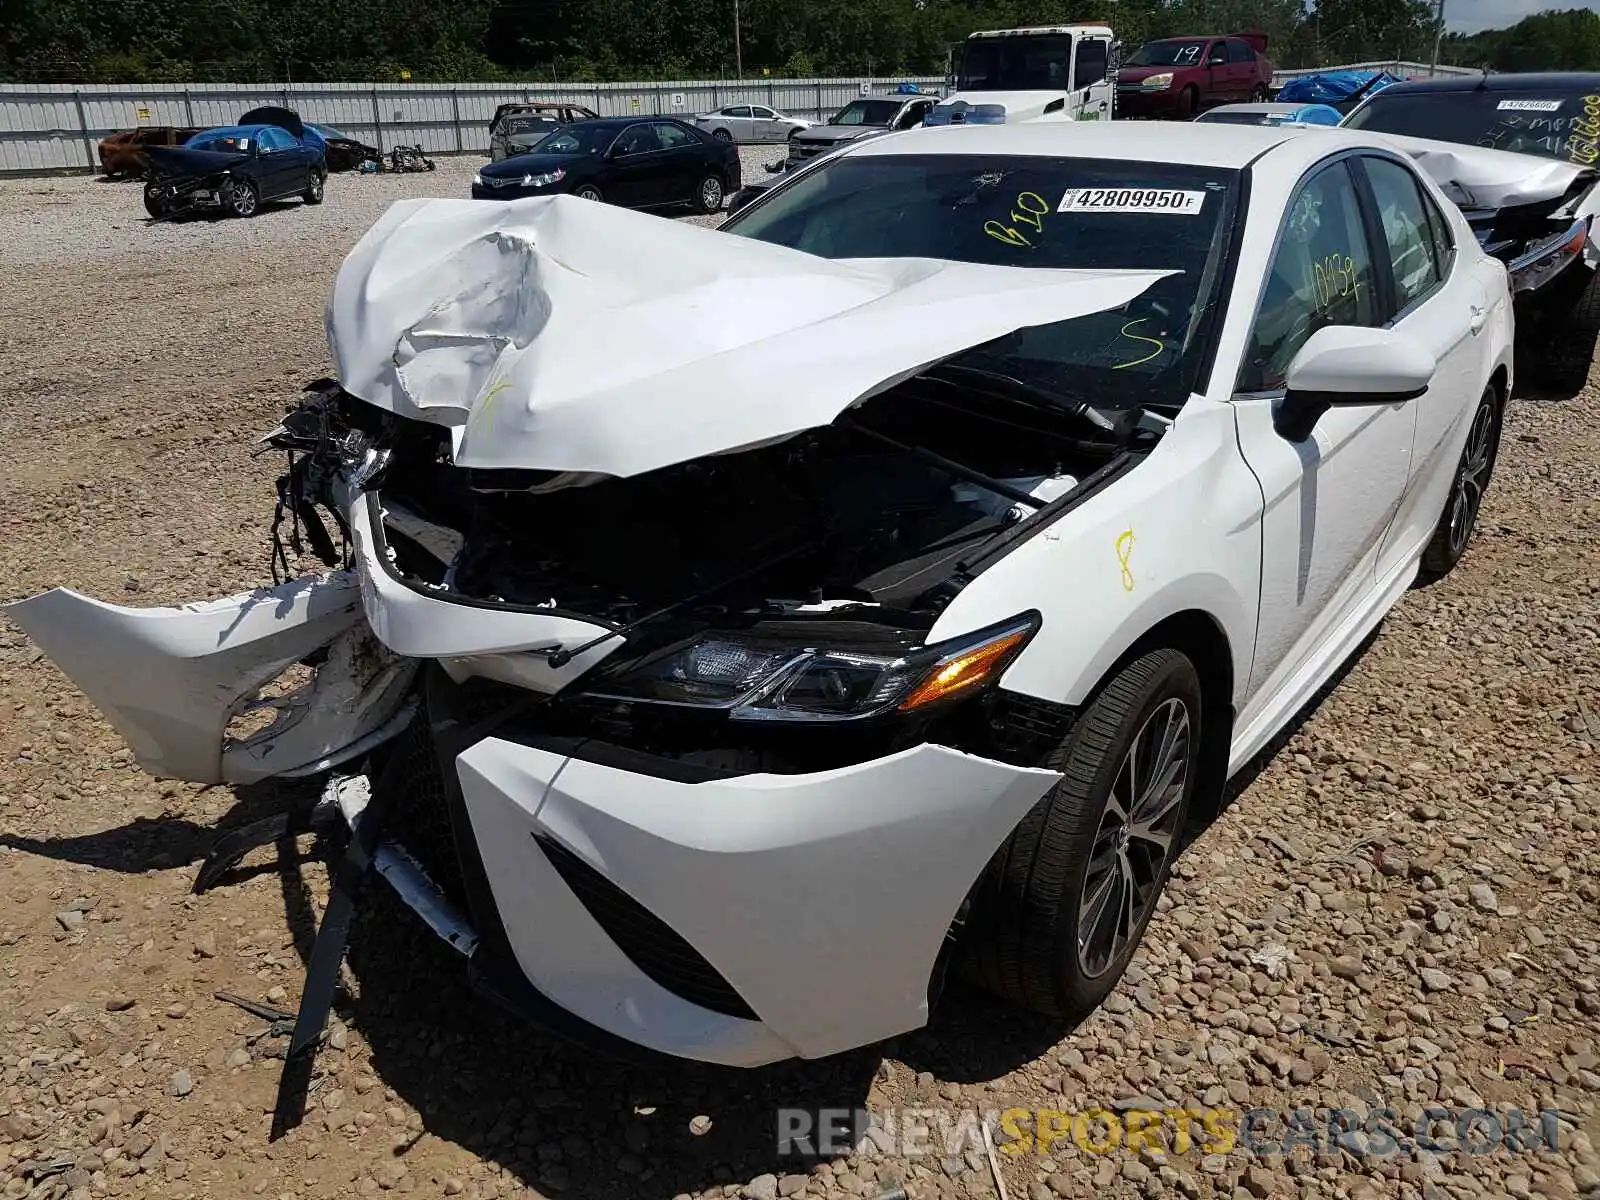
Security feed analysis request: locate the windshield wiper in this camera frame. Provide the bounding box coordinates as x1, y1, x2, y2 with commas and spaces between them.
916, 363, 1130, 437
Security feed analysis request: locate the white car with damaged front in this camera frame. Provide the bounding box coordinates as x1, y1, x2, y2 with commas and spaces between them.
8, 122, 1512, 1069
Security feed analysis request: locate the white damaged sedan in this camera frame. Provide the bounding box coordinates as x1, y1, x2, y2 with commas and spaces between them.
8, 122, 1512, 1069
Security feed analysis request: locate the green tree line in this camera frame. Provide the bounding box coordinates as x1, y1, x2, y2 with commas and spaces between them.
2, 0, 1598, 83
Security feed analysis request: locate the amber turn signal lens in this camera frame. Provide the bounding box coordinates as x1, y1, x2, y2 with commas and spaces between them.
898, 629, 1029, 712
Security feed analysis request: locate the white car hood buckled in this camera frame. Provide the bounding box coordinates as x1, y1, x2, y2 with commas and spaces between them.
327, 195, 1171, 478
1377, 132, 1588, 210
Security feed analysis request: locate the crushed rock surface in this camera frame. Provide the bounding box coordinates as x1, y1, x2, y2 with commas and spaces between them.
0, 142, 1598, 1200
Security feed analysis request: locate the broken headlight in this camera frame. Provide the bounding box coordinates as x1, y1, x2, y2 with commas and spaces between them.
582, 613, 1039, 722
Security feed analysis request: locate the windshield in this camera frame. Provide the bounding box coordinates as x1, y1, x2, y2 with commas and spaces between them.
954, 36, 1073, 92
830, 100, 901, 126
1125, 40, 1209, 68
1345, 88, 1600, 166
724, 154, 1240, 410
188, 134, 250, 153
508, 115, 559, 135
528, 124, 614, 155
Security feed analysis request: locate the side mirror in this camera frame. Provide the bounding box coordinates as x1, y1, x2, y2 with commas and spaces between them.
1274, 325, 1436, 442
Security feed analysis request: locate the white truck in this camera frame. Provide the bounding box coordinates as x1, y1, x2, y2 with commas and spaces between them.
929, 25, 1117, 126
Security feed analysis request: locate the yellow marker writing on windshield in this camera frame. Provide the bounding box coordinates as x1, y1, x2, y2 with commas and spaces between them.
1114, 318, 1166, 369
1116, 528, 1136, 592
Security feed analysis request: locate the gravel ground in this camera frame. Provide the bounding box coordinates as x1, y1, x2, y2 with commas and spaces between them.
0, 144, 1598, 1200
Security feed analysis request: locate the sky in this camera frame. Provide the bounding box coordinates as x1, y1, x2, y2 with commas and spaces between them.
1445, 0, 1600, 31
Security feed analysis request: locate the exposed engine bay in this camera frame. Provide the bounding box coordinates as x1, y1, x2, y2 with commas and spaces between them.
265, 368, 1159, 771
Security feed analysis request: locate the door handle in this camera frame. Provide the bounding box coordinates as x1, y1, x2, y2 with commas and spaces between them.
1469, 304, 1487, 334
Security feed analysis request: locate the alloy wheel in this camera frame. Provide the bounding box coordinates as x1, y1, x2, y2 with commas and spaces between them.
230, 185, 257, 216
1076, 697, 1191, 978
1447, 399, 1496, 557
575, 186, 602, 201
701, 176, 724, 210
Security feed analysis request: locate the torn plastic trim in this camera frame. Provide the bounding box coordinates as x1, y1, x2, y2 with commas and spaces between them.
325, 773, 479, 956
2, 573, 414, 785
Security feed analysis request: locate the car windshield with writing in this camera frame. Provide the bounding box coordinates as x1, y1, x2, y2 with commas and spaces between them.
830, 100, 902, 126
722, 154, 1241, 411
1345, 87, 1600, 166
1125, 41, 1208, 67
529, 125, 614, 155
954, 35, 1074, 91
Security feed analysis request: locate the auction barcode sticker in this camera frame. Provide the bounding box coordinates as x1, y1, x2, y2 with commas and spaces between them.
1059, 187, 1206, 215
1498, 99, 1563, 111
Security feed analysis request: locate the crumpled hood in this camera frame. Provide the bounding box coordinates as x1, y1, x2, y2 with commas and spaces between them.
1376, 132, 1591, 210
327, 195, 1171, 478
936, 92, 1069, 122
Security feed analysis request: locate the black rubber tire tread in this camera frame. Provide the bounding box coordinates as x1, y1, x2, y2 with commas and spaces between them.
965, 647, 1200, 1020
302, 169, 326, 205
1418, 385, 1502, 581
1535, 266, 1600, 392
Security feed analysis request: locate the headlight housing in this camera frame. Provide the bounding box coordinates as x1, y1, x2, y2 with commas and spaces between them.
472, 172, 484, 187
522, 167, 566, 188
1142, 73, 1175, 90
579, 613, 1039, 723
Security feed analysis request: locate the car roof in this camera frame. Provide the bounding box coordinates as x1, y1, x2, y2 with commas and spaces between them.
193, 124, 277, 139
840, 120, 1414, 177
847, 120, 1301, 168
1374, 71, 1600, 95
969, 25, 1113, 38
564, 116, 690, 129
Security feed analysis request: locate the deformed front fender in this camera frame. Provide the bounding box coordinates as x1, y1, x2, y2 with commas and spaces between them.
4, 572, 416, 785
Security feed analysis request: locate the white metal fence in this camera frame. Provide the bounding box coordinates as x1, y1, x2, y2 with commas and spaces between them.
0, 62, 1481, 175
0, 78, 945, 173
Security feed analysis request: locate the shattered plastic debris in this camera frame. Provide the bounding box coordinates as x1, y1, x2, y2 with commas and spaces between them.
1249, 942, 1293, 979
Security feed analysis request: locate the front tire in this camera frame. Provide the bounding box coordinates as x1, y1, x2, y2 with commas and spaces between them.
573, 183, 604, 202
1174, 85, 1199, 119
1251, 85, 1269, 102
693, 172, 725, 214
964, 648, 1201, 1020
142, 182, 171, 220
302, 169, 325, 205
1418, 385, 1501, 582
222, 177, 258, 218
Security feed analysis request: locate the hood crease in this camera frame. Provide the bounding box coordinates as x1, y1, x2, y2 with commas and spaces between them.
328, 195, 1173, 478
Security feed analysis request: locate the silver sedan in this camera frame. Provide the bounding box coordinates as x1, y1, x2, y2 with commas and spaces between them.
693, 104, 811, 143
